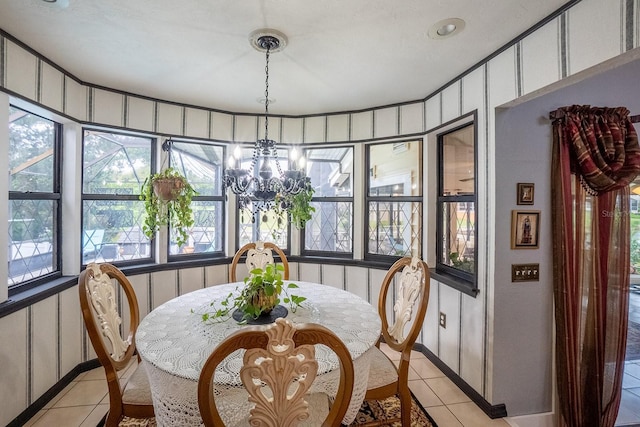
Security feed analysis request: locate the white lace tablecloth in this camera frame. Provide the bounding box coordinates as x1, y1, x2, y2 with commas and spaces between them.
136, 281, 381, 426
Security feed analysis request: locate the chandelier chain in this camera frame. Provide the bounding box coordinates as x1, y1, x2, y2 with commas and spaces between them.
264, 44, 270, 141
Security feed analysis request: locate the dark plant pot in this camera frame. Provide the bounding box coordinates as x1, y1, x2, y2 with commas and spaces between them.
153, 178, 185, 201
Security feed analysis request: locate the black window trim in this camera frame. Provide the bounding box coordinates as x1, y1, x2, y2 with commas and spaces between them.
435, 121, 479, 297
8, 105, 63, 292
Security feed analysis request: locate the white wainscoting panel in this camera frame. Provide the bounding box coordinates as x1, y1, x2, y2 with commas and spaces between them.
374, 106, 398, 139
151, 270, 179, 308
60, 286, 82, 378
422, 277, 440, 352
281, 117, 303, 144
320, 264, 344, 289
93, 88, 124, 127
5, 40, 36, 100
438, 283, 461, 374
0, 309, 28, 426
400, 102, 424, 136
127, 96, 155, 132
299, 263, 321, 283
351, 110, 373, 141
345, 265, 368, 302
156, 102, 183, 135
521, 17, 560, 96
234, 115, 258, 143
179, 267, 205, 295
204, 264, 229, 287
462, 67, 485, 114
460, 291, 485, 394
63, 76, 87, 122
488, 47, 517, 109
304, 115, 326, 143
327, 114, 349, 142
40, 61, 64, 112
31, 297, 58, 403
442, 82, 461, 124
185, 107, 209, 139
425, 94, 441, 131
211, 111, 233, 141
568, 0, 622, 76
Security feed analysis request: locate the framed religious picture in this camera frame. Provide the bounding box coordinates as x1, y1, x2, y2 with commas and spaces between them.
511, 210, 540, 249
517, 182, 535, 205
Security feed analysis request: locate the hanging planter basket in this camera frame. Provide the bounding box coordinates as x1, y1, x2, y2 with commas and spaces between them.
152, 177, 186, 201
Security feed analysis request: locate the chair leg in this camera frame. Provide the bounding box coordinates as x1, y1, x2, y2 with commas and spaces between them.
400, 389, 412, 427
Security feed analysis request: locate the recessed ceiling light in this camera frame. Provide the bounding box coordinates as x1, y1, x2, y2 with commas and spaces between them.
41, 0, 69, 7
428, 18, 466, 40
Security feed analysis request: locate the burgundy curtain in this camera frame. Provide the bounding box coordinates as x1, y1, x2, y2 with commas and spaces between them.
552, 105, 640, 426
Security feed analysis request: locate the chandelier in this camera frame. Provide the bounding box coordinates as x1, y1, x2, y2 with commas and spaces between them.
224, 30, 309, 217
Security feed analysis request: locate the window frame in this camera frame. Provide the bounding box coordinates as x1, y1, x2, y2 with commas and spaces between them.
167, 139, 226, 261
435, 121, 479, 296
364, 139, 423, 263
80, 128, 156, 268
8, 106, 63, 292
300, 144, 355, 258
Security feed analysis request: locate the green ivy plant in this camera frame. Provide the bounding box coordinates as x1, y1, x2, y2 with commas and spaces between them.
140, 167, 197, 247
194, 264, 306, 324
275, 181, 316, 229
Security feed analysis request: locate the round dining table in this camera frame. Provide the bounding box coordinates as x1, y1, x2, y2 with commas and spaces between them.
136, 281, 382, 426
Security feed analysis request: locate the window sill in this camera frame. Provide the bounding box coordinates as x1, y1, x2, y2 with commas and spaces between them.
431, 270, 479, 298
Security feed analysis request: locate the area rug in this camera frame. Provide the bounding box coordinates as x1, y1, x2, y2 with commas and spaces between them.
346, 393, 438, 427
627, 320, 640, 361
113, 393, 438, 426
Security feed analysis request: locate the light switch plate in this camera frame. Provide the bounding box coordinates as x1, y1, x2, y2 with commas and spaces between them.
512, 263, 539, 282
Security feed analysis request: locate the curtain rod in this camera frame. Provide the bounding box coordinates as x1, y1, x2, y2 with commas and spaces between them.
549, 109, 640, 123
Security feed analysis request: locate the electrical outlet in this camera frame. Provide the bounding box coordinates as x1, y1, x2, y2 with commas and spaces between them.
439, 312, 446, 328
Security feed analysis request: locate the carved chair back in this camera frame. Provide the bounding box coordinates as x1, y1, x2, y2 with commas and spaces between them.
230, 241, 289, 281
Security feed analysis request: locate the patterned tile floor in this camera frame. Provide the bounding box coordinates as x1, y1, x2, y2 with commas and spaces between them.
617, 290, 640, 426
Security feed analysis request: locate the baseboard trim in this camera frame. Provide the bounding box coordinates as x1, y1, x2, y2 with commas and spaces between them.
414, 343, 508, 419
7, 359, 101, 427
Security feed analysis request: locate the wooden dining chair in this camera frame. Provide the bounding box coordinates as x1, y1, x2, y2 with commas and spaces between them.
357, 256, 430, 427
78, 263, 155, 427
198, 317, 355, 427
230, 240, 289, 282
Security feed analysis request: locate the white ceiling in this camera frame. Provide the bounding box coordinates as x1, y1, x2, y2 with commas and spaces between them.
0, 0, 571, 116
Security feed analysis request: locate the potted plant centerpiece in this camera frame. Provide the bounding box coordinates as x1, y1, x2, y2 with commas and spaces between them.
195, 263, 306, 324
140, 167, 197, 247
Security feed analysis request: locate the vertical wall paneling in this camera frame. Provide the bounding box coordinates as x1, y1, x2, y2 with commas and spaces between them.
422, 278, 439, 354
185, 107, 209, 139
127, 273, 150, 320
150, 270, 178, 308
299, 263, 321, 284
425, 95, 441, 131
179, 267, 205, 295
488, 48, 517, 109
345, 266, 368, 301
351, 110, 373, 141
127, 95, 155, 133
281, 116, 303, 144
31, 297, 58, 404
59, 287, 82, 380
374, 106, 398, 138
63, 76, 87, 122
204, 264, 229, 287
0, 309, 28, 426
326, 114, 349, 142
438, 284, 461, 373
462, 68, 484, 114
521, 17, 561, 96
399, 102, 424, 135
156, 102, 183, 136
459, 291, 485, 394
234, 115, 258, 143
211, 111, 234, 141
320, 264, 344, 290
92, 88, 124, 127
368, 268, 386, 308
0, 34, 5, 88
5, 39, 36, 100
441, 84, 461, 124
40, 61, 64, 112
569, 0, 622, 76
304, 115, 326, 143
